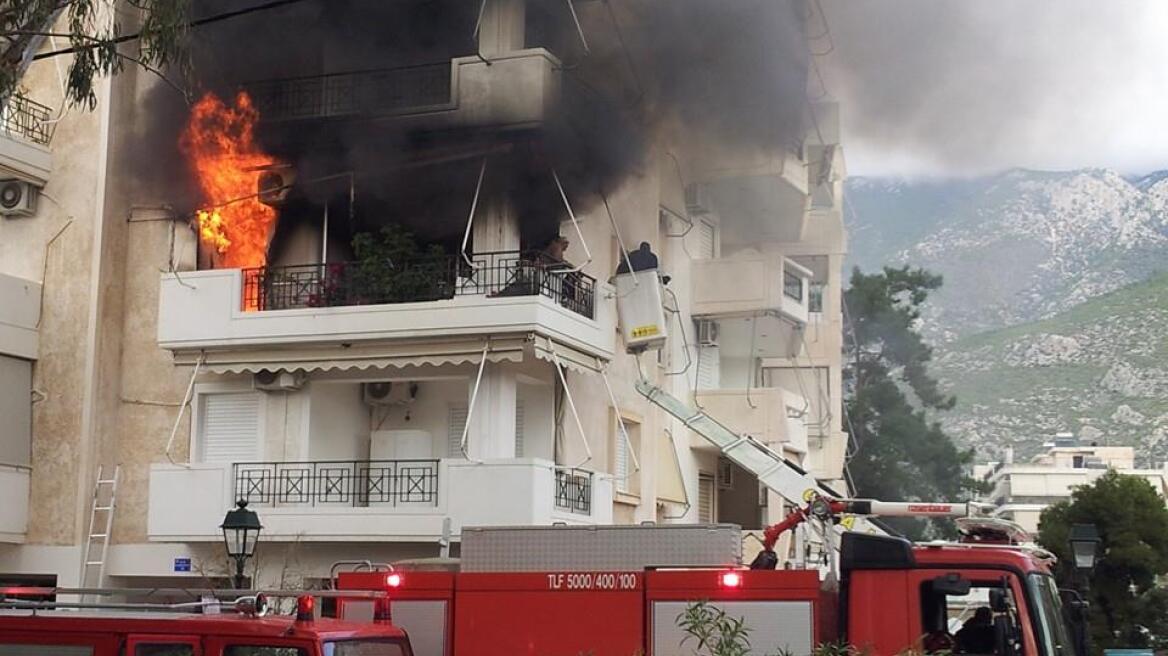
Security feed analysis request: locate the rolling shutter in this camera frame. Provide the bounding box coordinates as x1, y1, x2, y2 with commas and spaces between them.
197, 392, 261, 463
697, 220, 716, 259
515, 401, 525, 457
698, 473, 715, 522
448, 405, 468, 458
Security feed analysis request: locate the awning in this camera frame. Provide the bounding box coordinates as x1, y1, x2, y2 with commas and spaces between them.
176, 337, 528, 374
655, 429, 688, 505
531, 335, 602, 375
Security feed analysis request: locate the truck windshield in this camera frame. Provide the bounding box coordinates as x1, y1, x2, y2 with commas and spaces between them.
1027, 574, 1075, 656
323, 641, 407, 656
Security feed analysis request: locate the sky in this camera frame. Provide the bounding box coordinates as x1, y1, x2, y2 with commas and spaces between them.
817, 1, 1168, 178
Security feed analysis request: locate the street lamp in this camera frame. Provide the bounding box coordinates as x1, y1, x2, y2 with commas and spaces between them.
221, 500, 262, 589
1068, 523, 1101, 573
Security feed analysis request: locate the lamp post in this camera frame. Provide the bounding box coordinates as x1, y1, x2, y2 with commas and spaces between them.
1068, 523, 1100, 656
221, 500, 262, 589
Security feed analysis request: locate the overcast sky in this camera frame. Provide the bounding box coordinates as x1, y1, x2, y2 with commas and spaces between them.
818, 1, 1168, 178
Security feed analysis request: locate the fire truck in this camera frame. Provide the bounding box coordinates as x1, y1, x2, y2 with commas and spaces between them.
0, 592, 413, 656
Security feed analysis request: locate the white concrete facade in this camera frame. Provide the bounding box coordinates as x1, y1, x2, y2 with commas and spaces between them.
0, 1, 851, 585
977, 442, 1168, 533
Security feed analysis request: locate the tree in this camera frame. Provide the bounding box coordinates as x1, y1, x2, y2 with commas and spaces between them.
1038, 471, 1168, 652
1, 0, 192, 108
843, 266, 980, 538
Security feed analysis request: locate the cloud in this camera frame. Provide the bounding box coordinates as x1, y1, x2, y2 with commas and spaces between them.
817, 1, 1168, 177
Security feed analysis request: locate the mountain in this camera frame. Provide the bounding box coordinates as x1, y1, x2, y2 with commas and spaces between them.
845, 169, 1168, 460
847, 169, 1168, 342
933, 273, 1168, 463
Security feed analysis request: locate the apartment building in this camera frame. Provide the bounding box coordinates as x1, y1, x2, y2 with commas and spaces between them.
0, 0, 847, 587
977, 439, 1168, 533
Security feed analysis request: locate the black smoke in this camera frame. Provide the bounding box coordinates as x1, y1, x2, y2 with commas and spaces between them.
131, 0, 813, 249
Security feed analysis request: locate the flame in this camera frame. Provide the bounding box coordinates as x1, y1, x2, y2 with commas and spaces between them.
180, 91, 279, 270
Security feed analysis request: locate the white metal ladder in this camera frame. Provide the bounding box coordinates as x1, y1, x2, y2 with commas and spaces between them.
634, 379, 877, 538
80, 465, 120, 589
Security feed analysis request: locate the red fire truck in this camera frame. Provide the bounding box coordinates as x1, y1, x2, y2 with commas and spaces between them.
0, 593, 413, 656
330, 521, 1085, 656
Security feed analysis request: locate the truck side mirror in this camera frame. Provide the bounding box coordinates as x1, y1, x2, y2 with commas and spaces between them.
931, 573, 971, 596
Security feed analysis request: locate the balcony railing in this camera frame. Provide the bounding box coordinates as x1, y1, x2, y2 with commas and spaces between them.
554, 468, 593, 515
243, 250, 596, 318
234, 459, 440, 508
1, 94, 52, 145
245, 63, 453, 122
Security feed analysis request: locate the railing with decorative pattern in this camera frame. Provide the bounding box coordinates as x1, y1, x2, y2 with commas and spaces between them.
553, 468, 593, 515
244, 63, 453, 122
233, 459, 440, 508
242, 250, 596, 318
1, 94, 52, 145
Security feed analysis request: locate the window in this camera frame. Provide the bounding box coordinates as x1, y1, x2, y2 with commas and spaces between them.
196, 392, 261, 463
447, 405, 468, 458
515, 400, 525, 457
323, 641, 406, 656
808, 281, 826, 313
1028, 574, 1074, 656
135, 645, 194, 656
697, 220, 717, 259
0, 646, 93, 656
224, 647, 305, 656
697, 472, 716, 522
613, 416, 641, 495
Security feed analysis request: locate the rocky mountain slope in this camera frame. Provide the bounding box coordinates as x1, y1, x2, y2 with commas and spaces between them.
846, 169, 1168, 461
848, 169, 1168, 341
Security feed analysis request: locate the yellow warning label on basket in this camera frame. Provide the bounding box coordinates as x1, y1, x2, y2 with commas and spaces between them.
631, 324, 661, 338
840, 516, 856, 530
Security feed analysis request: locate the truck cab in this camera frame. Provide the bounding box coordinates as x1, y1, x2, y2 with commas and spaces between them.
844, 533, 1078, 656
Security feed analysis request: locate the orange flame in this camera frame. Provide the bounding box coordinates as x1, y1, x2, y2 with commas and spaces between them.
180, 91, 279, 270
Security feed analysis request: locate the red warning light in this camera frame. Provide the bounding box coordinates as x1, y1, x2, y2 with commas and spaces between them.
386, 573, 402, 588
295, 594, 315, 622
720, 571, 743, 588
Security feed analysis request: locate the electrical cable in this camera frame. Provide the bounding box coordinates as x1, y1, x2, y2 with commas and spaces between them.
33, 0, 315, 61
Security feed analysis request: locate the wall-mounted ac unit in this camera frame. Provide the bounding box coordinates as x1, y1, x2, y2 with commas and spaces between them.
363, 382, 394, 406
684, 183, 713, 215
256, 165, 296, 206
0, 180, 38, 217
696, 319, 720, 347
254, 369, 305, 391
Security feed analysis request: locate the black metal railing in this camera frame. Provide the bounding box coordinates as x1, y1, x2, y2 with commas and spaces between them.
243, 250, 596, 318
1, 94, 52, 145
245, 63, 453, 122
234, 460, 440, 507
554, 468, 592, 515
783, 269, 804, 302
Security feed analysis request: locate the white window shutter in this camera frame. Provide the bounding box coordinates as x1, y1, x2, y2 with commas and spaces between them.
614, 421, 630, 492
514, 401, 525, 457
698, 473, 715, 522
198, 392, 261, 463
696, 346, 719, 390
698, 220, 716, 259
448, 405, 468, 458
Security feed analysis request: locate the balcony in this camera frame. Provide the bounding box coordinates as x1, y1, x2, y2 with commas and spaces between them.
691, 256, 810, 359
157, 250, 614, 368
692, 388, 809, 457
246, 48, 560, 133
684, 150, 809, 244
0, 465, 30, 543
0, 94, 52, 184
146, 458, 613, 542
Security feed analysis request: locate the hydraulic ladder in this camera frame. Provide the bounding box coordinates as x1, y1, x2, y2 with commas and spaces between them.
634, 379, 878, 538
80, 465, 120, 590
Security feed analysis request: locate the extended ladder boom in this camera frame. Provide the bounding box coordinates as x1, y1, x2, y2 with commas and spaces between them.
636, 379, 837, 508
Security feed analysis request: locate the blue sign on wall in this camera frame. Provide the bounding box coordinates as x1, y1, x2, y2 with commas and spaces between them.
173, 557, 192, 573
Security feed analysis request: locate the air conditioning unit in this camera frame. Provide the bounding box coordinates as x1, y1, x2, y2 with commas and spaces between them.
254, 369, 305, 391
696, 319, 719, 347
684, 183, 713, 215
256, 165, 295, 206
363, 381, 394, 405
0, 180, 38, 217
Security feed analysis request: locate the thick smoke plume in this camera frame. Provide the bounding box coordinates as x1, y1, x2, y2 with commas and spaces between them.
132, 0, 812, 248
819, 0, 1168, 177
